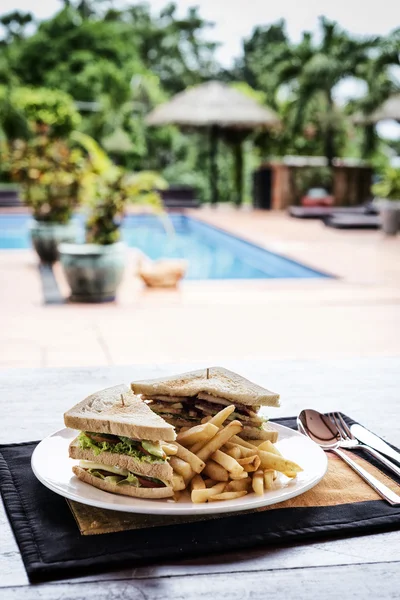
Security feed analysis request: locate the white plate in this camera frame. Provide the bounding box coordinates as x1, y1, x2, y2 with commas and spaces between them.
31, 424, 327, 515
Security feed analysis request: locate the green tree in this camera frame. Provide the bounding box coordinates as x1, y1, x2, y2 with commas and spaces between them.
350, 28, 400, 158
275, 18, 379, 165
237, 18, 386, 164
0, 10, 33, 44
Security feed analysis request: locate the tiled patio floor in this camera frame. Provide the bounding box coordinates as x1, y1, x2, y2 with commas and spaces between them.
1, 208, 399, 368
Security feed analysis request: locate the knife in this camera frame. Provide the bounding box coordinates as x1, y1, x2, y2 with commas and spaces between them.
351, 424, 400, 466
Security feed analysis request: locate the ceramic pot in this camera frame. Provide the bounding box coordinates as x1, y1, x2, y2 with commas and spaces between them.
30, 219, 78, 264
59, 242, 126, 302
378, 200, 400, 236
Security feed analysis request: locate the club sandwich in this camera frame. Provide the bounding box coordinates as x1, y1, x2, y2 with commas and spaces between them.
131, 367, 280, 442
64, 384, 176, 499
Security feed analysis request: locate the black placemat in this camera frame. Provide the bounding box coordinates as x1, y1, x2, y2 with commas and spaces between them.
1, 416, 400, 583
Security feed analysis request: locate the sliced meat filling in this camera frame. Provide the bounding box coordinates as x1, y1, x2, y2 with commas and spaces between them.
146, 394, 265, 428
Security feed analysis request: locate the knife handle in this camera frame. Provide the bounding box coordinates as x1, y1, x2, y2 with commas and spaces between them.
333, 448, 400, 506
350, 425, 400, 466
362, 446, 400, 479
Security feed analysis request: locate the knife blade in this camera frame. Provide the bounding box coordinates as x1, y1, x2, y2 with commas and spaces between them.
351, 424, 400, 466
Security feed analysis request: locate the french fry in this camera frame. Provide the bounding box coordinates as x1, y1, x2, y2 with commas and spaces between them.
252, 470, 264, 496
175, 443, 205, 473
178, 488, 192, 503
230, 435, 259, 450
225, 441, 257, 458
172, 473, 186, 491
191, 482, 225, 503
224, 445, 241, 460
237, 455, 257, 465
179, 427, 190, 433
258, 450, 302, 475
243, 463, 260, 473
229, 470, 250, 480
237, 455, 261, 472
169, 456, 193, 480
191, 474, 206, 491
257, 440, 282, 456
208, 491, 247, 501
284, 471, 299, 478
263, 469, 275, 489
238, 446, 259, 458
203, 478, 217, 487
189, 441, 206, 454
226, 478, 251, 492
188, 424, 220, 454
206, 404, 235, 428
203, 460, 229, 482
196, 420, 243, 463
177, 422, 218, 447
211, 450, 244, 477
201, 416, 212, 423
161, 442, 178, 455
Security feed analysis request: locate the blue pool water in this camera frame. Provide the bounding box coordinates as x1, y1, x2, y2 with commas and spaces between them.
0, 214, 331, 280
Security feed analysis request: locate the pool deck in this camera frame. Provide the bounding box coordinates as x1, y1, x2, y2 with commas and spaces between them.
0, 207, 399, 368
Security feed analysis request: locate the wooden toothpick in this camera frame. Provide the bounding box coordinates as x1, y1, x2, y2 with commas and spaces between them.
206, 368, 210, 380
121, 394, 125, 406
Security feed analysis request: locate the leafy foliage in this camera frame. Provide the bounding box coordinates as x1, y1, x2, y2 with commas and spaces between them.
73, 132, 167, 244
373, 167, 400, 200
0, 3, 399, 205
0, 85, 80, 138
7, 135, 86, 222
236, 18, 398, 165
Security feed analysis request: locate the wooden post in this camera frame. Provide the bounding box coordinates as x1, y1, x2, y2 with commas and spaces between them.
209, 126, 219, 204
233, 140, 244, 207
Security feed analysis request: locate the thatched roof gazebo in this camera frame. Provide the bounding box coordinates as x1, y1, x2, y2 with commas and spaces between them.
146, 81, 280, 204
353, 94, 400, 124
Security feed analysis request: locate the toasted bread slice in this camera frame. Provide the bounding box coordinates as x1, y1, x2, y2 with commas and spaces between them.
132, 367, 280, 408
240, 423, 278, 442
72, 466, 173, 499
69, 438, 174, 481
64, 384, 176, 442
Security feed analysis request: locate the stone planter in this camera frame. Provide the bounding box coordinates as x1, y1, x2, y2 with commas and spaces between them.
59, 242, 126, 302
30, 220, 78, 264
377, 200, 400, 236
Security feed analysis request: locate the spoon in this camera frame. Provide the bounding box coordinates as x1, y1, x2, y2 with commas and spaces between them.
297, 409, 400, 506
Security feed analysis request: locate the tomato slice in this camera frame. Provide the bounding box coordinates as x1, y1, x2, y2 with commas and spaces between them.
136, 476, 165, 488
86, 433, 120, 444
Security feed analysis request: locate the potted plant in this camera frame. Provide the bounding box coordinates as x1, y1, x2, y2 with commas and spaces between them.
59, 133, 167, 302
373, 166, 400, 235
7, 134, 85, 262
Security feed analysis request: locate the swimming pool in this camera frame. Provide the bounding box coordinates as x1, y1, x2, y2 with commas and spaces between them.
0, 214, 331, 280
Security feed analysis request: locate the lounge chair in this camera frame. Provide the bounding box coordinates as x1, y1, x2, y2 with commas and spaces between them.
323, 214, 381, 230
288, 202, 377, 219
160, 186, 200, 209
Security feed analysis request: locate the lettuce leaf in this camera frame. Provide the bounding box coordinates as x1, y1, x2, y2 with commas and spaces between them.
78, 433, 165, 463
104, 475, 125, 484
118, 472, 140, 486
88, 469, 143, 487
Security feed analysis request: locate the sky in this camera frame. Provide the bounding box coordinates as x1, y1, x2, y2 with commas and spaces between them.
2, 0, 399, 66
2, 0, 399, 137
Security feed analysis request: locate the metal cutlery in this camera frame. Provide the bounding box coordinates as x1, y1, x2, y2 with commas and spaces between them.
328, 412, 400, 479
297, 409, 400, 506
350, 423, 400, 466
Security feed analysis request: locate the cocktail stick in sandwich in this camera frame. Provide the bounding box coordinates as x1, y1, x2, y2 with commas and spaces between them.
131, 367, 280, 442
64, 384, 176, 499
